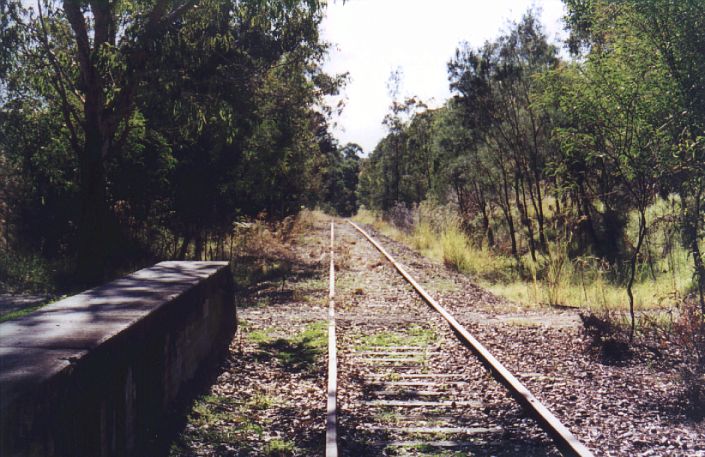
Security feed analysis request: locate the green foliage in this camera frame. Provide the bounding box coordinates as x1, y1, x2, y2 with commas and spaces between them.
322, 142, 362, 216
357, 72, 436, 211
0, 0, 351, 289
440, 225, 471, 272
358, 4, 705, 331
0, 248, 58, 294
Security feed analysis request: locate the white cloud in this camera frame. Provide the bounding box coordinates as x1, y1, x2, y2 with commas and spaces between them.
321, 0, 567, 153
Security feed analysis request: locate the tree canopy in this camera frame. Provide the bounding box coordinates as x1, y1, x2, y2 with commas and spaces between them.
0, 0, 358, 286
358, 4, 705, 325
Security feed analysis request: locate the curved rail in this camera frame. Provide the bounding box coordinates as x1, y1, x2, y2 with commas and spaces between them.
326, 222, 338, 457
348, 220, 594, 457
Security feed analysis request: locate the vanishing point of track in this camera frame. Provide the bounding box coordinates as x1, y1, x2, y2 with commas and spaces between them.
324, 220, 594, 457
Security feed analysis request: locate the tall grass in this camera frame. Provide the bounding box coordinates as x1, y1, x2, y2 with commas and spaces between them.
354, 200, 694, 313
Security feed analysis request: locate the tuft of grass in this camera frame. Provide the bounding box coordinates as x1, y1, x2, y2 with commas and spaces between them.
375, 409, 401, 424
246, 393, 277, 410
357, 325, 437, 349
410, 221, 435, 252
440, 225, 471, 272
253, 321, 327, 371
264, 438, 296, 456
0, 301, 52, 323
352, 208, 378, 225
295, 321, 328, 351
248, 328, 274, 344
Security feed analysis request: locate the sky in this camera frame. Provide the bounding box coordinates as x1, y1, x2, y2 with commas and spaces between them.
320, 0, 568, 153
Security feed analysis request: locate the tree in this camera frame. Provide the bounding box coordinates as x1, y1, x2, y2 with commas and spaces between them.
448, 11, 558, 260
6, 0, 200, 281
625, 0, 705, 313
563, 0, 705, 315
1, 0, 340, 286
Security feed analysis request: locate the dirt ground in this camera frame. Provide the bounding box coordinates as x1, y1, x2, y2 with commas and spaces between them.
168, 215, 705, 456
360, 224, 705, 456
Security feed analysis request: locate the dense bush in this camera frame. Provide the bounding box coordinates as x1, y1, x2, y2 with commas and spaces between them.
0, 1, 359, 288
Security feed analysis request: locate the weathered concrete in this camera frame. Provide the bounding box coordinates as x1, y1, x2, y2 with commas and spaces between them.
0, 261, 235, 457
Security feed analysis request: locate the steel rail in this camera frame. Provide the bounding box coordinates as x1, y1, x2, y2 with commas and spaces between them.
348, 220, 594, 457
326, 222, 338, 457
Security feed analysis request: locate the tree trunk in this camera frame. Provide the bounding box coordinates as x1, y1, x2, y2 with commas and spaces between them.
194, 231, 204, 261
626, 208, 647, 341
476, 185, 495, 248
515, 171, 537, 262
452, 180, 471, 231
177, 233, 192, 260
500, 169, 518, 259
680, 189, 705, 313
534, 177, 547, 251
76, 125, 109, 285
577, 180, 600, 252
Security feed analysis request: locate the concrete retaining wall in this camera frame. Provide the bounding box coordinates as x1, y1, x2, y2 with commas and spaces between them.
0, 261, 235, 457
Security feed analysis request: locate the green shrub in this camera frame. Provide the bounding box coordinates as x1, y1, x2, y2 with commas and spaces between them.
0, 250, 55, 293
441, 225, 471, 272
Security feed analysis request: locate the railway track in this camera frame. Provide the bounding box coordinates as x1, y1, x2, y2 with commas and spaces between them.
326, 221, 594, 457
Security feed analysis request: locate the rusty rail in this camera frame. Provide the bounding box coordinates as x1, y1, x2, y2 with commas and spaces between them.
326, 222, 338, 457
348, 220, 594, 457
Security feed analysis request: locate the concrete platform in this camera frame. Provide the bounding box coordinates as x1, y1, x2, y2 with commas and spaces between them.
0, 261, 235, 457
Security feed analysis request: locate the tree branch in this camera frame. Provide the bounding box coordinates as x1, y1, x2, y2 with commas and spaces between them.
36, 0, 81, 153
62, 0, 92, 83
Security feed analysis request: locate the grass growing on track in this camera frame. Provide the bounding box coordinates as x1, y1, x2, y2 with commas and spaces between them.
172, 322, 325, 456
170, 391, 295, 456
264, 439, 297, 456
356, 325, 437, 350
388, 444, 466, 456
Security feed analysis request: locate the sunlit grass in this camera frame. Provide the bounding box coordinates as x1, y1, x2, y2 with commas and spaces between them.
353, 204, 694, 313
492, 265, 689, 312
356, 324, 437, 349
352, 208, 377, 225
0, 301, 52, 323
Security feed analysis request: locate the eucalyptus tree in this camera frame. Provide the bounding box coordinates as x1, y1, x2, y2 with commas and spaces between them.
432, 101, 497, 247
322, 142, 361, 217
405, 109, 438, 199
566, 0, 705, 313
1, 0, 336, 282
448, 12, 558, 260
625, 0, 705, 312
141, 0, 336, 256
0, 0, 213, 280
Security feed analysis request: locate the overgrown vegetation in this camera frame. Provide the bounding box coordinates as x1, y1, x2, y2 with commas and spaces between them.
169, 391, 289, 456
355, 0, 705, 405
356, 202, 693, 315
356, 325, 438, 350
357, 1, 703, 345
0, 0, 360, 292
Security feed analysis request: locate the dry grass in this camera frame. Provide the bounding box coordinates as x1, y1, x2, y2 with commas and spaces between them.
353, 206, 694, 313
